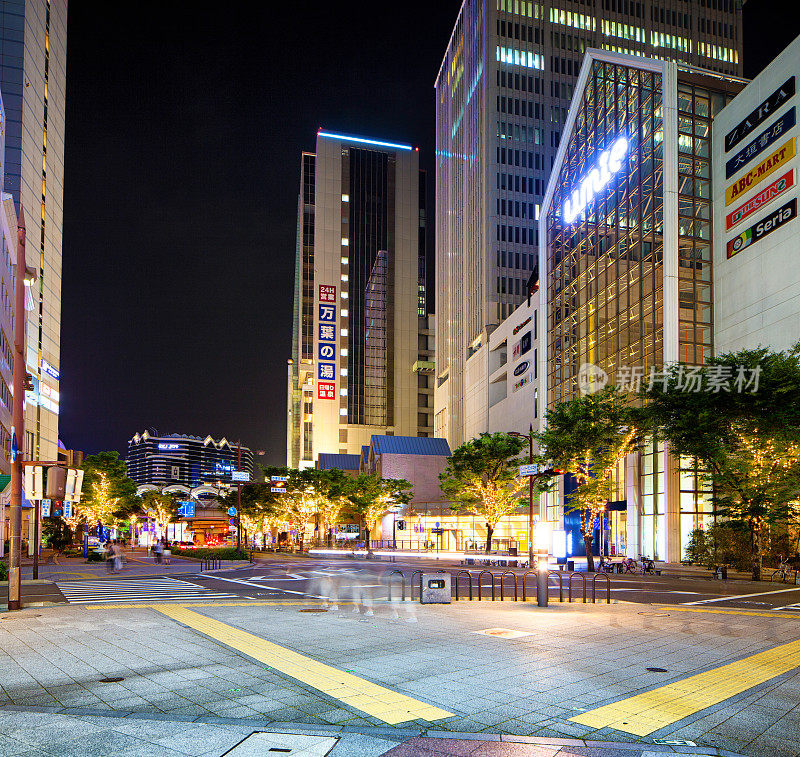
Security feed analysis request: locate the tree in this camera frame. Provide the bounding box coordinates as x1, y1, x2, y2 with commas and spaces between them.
345, 474, 413, 549
640, 345, 800, 580
537, 386, 642, 571
440, 432, 528, 553
139, 490, 179, 540
78, 452, 138, 533
282, 468, 350, 550
224, 475, 290, 548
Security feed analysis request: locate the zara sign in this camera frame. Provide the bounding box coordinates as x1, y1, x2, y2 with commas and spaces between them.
563, 136, 628, 224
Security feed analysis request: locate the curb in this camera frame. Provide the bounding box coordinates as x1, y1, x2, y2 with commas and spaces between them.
0, 706, 744, 755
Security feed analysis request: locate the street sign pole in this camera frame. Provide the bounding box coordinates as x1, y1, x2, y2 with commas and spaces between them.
32, 500, 40, 580
236, 440, 242, 551
8, 208, 28, 611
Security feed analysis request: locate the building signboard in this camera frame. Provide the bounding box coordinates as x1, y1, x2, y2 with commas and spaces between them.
513, 360, 529, 377
318, 285, 336, 303
317, 381, 336, 399
158, 443, 180, 450
725, 138, 796, 205
724, 76, 795, 152
40, 359, 60, 381
726, 170, 794, 231
512, 316, 530, 335
562, 136, 628, 223
726, 108, 795, 178
316, 287, 337, 400
727, 198, 797, 259
514, 374, 531, 392
231, 471, 249, 482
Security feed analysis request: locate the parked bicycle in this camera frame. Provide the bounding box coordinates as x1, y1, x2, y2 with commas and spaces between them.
772, 555, 792, 583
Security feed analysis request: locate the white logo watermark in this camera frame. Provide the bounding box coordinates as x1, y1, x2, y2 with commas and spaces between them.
578, 363, 609, 395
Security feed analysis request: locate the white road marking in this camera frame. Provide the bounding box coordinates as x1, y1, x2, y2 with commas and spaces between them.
683, 586, 800, 605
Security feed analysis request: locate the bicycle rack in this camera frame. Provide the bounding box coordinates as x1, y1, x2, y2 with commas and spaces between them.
410, 570, 424, 600
455, 570, 473, 601
387, 570, 406, 601
549, 571, 565, 602
592, 572, 610, 604
500, 571, 518, 601
568, 572, 586, 603
521, 570, 537, 602
477, 570, 495, 601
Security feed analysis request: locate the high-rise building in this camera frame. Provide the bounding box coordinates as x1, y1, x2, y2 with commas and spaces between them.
287, 130, 433, 468
434, 0, 743, 448
1, 0, 68, 464
126, 432, 255, 489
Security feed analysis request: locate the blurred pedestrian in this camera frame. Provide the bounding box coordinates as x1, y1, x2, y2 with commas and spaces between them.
104, 540, 114, 573
112, 540, 124, 573
154, 539, 163, 564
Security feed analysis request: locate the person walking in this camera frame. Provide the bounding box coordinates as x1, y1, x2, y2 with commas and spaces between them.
104, 540, 114, 573
154, 539, 163, 564
112, 540, 124, 573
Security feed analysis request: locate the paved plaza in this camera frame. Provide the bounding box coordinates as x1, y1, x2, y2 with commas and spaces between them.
1, 593, 798, 756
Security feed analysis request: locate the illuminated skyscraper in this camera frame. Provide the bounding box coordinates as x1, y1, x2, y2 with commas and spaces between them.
1, 0, 67, 463
287, 131, 433, 467
434, 0, 743, 448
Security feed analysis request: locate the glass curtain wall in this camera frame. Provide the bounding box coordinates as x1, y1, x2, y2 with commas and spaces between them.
546, 59, 664, 405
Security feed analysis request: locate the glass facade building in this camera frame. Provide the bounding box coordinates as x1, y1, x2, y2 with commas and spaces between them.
539, 49, 743, 561
434, 0, 743, 450
1, 0, 68, 465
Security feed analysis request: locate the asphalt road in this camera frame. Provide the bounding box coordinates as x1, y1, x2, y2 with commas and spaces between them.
177, 556, 800, 612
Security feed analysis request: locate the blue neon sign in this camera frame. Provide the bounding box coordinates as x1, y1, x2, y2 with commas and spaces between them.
563, 136, 629, 224
317, 131, 413, 151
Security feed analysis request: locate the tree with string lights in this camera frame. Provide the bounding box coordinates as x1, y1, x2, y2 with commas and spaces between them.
641, 345, 800, 581
440, 432, 530, 554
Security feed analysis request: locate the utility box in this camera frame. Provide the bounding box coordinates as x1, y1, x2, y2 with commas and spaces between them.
420, 573, 451, 604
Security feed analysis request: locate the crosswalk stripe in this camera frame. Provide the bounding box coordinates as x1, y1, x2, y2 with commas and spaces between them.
55, 578, 240, 604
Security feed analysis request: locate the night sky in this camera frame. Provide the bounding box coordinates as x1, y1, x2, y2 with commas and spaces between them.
59, 1, 798, 466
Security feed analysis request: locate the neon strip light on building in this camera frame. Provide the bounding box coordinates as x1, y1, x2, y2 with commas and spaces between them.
562, 136, 629, 224
317, 131, 413, 151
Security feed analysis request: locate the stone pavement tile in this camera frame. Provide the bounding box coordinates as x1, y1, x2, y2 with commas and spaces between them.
382, 738, 486, 756
329, 733, 405, 757
152, 730, 244, 756
742, 735, 798, 757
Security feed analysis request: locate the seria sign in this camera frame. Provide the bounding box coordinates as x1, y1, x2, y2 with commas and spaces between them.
563, 136, 628, 224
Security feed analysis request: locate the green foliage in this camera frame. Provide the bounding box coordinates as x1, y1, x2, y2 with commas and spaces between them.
536, 386, 642, 569
43, 519, 72, 552
440, 433, 535, 552
86, 550, 103, 562
139, 490, 179, 523
345, 474, 413, 545
80, 451, 139, 523
171, 547, 248, 560
640, 344, 800, 580
0, 560, 8, 581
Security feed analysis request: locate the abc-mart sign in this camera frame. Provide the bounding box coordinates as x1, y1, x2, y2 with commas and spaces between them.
726, 170, 794, 231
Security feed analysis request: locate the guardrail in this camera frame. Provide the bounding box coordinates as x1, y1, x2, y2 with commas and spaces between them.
200, 558, 221, 571
382, 568, 611, 604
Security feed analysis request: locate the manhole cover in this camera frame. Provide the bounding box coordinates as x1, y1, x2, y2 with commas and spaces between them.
98, 677, 125, 683
299, 608, 328, 613
646, 667, 668, 672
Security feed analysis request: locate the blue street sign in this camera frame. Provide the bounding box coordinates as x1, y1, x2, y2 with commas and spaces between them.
227, 507, 237, 517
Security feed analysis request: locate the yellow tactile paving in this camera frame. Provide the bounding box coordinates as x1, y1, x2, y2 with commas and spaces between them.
570, 637, 800, 736
151, 604, 453, 725
660, 606, 800, 619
